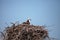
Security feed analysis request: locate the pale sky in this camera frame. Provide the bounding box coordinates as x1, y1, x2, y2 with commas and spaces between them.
0, 0, 60, 39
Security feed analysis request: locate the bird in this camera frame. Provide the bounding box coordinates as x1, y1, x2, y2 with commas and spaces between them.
22, 18, 31, 25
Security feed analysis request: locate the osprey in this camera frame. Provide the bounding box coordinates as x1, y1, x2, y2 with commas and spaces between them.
23, 18, 31, 25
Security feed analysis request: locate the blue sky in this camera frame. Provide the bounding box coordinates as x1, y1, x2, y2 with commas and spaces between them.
0, 0, 60, 39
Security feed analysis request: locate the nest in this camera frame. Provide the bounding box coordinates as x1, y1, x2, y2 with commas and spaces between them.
4, 20, 50, 40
